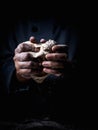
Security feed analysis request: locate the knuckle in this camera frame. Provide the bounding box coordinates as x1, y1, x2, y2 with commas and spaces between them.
21, 43, 25, 50
28, 61, 32, 67
15, 48, 17, 53
25, 53, 30, 59
54, 53, 58, 59
27, 69, 32, 73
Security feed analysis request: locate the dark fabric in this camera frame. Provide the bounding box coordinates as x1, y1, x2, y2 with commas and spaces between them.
0, 16, 81, 129
0, 119, 75, 130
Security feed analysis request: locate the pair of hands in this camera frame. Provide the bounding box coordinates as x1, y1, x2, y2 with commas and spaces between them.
13, 36, 68, 82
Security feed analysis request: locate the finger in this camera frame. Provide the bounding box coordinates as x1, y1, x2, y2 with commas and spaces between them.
52, 44, 68, 53
15, 43, 35, 53
43, 68, 62, 76
45, 53, 67, 61
17, 69, 32, 75
40, 38, 46, 43
17, 68, 43, 76
29, 36, 37, 43
21, 74, 31, 79
42, 61, 64, 69
14, 52, 34, 61
16, 61, 40, 69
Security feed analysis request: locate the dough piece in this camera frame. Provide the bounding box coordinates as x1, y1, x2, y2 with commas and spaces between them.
25, 39, 56, 58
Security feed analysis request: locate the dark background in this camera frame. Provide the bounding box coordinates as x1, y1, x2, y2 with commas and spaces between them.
0, 1, 97, 129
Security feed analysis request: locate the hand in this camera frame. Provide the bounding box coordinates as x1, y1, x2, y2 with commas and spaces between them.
13, 36, 44, 82
42, 44, 68, 76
